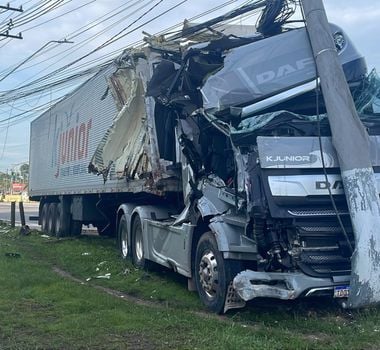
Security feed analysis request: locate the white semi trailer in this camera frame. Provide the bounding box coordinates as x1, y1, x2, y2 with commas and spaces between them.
29, 2, 380, 312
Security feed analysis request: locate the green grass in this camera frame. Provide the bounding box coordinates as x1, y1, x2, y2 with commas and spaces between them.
0, 223, 380, 349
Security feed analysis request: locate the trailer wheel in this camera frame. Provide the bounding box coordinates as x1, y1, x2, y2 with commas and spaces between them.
40, 203, 49, 232
55, 203, 62, 236
47, 203, 57, 236
131, 216, 146, 268
55, 202, 71, 237
118, 214, 129, 258
195, 232, 231, 314
70, 220, 82, 236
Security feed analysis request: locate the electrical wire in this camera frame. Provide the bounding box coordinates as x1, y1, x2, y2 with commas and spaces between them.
0, 0, 145, 78
0, 0, 260, 124
1, 0, 180, 95
1, 0, 247, 95
21, 0, 96, 33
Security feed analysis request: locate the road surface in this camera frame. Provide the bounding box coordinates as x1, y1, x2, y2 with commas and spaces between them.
0, 201, 40, 229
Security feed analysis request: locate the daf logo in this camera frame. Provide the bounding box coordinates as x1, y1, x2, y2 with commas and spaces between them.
237, 58, 314, 94
316, 180, 344, 190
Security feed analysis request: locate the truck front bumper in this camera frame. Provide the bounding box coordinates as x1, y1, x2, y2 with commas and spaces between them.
233, 270, 350, 301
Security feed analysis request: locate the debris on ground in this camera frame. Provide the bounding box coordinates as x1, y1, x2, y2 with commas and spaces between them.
5, 252, 21, 258
19, 225, 31, 236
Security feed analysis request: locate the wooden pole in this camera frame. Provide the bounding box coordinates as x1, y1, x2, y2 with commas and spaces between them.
10, 201, 15, 228
19, 201, 26, 226
300, 0, 380, 308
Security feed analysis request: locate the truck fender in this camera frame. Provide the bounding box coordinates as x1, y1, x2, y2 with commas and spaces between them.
208, 217, 237, 252
208, 215, 257, 257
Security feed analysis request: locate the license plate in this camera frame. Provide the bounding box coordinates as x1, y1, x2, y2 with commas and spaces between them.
334, 286, 350, 298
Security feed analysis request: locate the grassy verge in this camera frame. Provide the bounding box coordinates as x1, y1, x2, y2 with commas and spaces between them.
0, 223, 379, 349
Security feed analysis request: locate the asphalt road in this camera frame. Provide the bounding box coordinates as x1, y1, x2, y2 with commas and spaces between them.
0, 202, 40, 229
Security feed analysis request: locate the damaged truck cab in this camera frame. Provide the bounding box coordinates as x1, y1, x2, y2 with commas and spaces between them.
29, 3, 380, 313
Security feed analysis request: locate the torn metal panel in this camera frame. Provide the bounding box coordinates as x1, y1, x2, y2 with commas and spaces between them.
108, 68, 134, 110
89, 67, 150, 180
137, 51, 163, 182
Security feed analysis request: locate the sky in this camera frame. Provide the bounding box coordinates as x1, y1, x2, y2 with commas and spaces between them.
0, 0, 379, 173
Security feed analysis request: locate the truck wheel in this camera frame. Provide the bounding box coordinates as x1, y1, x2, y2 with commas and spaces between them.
47, 203, 57, 236
55, 202, 71, 237
70, 220, 82, 236
118, 214, 129, 258
131, 217, 146, 268
195, 232, 230, 314
40, 203, 49, 232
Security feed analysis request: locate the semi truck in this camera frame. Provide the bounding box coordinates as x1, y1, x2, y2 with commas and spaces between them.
29, 2, 380, 313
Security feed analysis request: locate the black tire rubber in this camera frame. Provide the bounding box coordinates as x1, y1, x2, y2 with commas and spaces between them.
40, 203, 49, 233
55, 201, 71, 237
131, 216, 146, 268
194, 231, 232, 314
117, 214, 129, 259
70, 219, 82, 236
55, 202, 63, 236
47, 203, 57, 236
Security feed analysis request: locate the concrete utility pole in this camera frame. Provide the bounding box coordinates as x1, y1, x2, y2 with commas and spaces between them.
300, 0, 380, 308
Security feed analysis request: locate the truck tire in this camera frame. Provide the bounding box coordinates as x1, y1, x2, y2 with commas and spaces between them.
40, 203, 49, 232
70, 220, 82, 236
131, 216, 146, 268
47, 203, 57, 236
55, 202, 71, 237
195, 231, 232, 314
118, 214, 129, 258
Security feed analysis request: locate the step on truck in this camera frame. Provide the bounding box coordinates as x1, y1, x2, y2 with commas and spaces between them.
29, 2, 380, 313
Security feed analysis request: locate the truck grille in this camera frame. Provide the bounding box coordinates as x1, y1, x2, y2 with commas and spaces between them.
294, 219, 353, 278
288, 209, 349, 217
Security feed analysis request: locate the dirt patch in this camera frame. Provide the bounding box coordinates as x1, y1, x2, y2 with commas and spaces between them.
301, 333, 332, 342
52, 266, 254, 327
123, 332, 157, 350
53, 266, 166, 309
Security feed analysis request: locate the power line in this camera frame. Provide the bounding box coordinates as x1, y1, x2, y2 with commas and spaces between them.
0, 39, 73, 83
0, 0, 260, 126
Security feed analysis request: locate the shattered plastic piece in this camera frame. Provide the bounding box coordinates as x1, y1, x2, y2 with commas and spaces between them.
86, 277, 92, 282
95, 273, 111, 279
40, 234, 50, 238
81, 252, 91, 256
